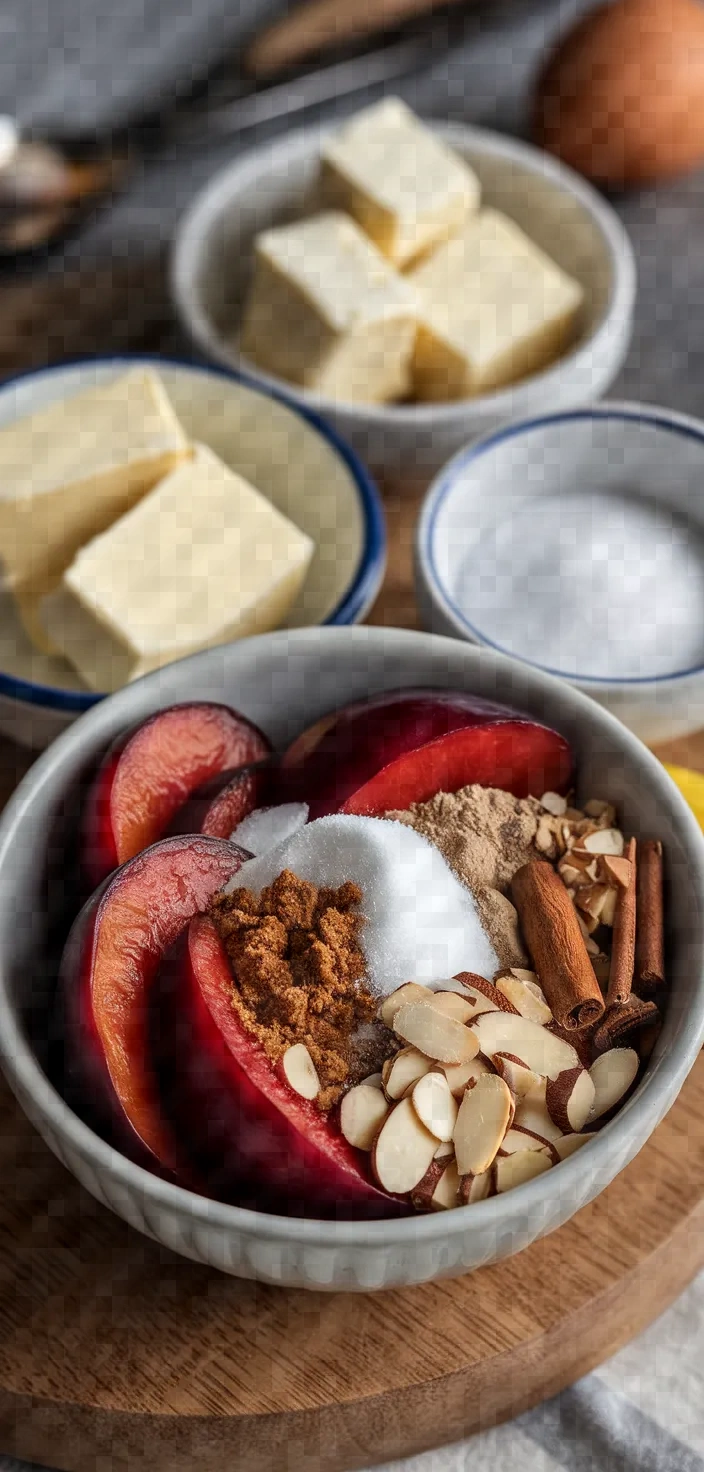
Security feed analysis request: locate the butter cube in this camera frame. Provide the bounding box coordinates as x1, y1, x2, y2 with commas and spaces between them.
0, 368, 189, 596
320, 98, 480, 267
240, 212, 417, 404
410, 209, 584, 400
41, 444, 314, 693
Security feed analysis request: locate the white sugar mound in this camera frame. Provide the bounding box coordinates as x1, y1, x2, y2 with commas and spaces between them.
232, 802, 309, 855
224, 814, 498, 994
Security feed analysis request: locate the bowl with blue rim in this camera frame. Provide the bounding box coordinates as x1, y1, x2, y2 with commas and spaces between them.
416, 402, 704, 744
0, 354, 385, 749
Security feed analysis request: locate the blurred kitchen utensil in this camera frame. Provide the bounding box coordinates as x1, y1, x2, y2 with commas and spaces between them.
245, 0, 467, 77
0, 2, 469, 258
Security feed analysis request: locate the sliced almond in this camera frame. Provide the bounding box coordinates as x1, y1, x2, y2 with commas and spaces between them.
340, 1084, 390, 1150
360, 1072, 383, 1089
427, 991, 476, 1023
393, 1003, 479, 1065
506, 967, 540, 986
472, 1011, 580, 1080
558, 862, 583, 888
554, 1132, 592, 1160
545, 1067, 596, 1133
493, 1052, 543, 1099
431, 1159, 461, 1211
495, 1149, 553, 1193
584, 798, 613, 820
540, 791, 567, 816
434, 1138, 455, 1160
499, 1127, 553, 1157
588, 1048, 639, 1121
371, 1097, 438, 1195
459, 1169, 492, 1204
410, 1158, 446, 1209
281, 1043, 319, 1101
535, 817, 557, 855
382, 1047, 432, 1101
575, 907, 599, 938
575, 882, 612, 922
599, 887, 617, 927
598, 854, 633, 890
453, 973, 519, 1015
379, 982, 431, 1028
582, 828, 625, 857
411, 1071, 458, 1142
453, 1073, 512, 1177
496, 975, 552, 1025
441, 1054, 494, 1096
514, 1079, 564, 1143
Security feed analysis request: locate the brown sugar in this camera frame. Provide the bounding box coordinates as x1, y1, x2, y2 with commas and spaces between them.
385, 784, 542, 967
210, 869, 377, 1110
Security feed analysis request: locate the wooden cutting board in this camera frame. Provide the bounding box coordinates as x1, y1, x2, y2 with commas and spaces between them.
0, 255, 703, 1472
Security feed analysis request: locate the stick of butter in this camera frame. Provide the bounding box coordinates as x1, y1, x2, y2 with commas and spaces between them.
40, 444, 314, 693
409, 209, 585, 400
0, 368, 190, 596
319, 98, 480, 268
240, 211, 417, 404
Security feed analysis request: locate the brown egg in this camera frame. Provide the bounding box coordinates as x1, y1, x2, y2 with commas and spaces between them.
533, 0, 704, 187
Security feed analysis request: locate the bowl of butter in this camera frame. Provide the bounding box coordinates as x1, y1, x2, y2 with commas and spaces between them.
0, 356, 385, 748
172, 99, 636, 485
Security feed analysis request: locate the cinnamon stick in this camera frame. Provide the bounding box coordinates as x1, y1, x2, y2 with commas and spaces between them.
606, 838, 637, 1009
635, 839, 665, 994
593, 997, 660, 1055
511, 860, 605, 1031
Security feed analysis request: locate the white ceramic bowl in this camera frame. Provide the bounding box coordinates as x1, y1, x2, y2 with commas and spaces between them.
171, 120, 636, 484
0, 355, 385, 750
416, 402, 704, 745
0, 626, 701, 1291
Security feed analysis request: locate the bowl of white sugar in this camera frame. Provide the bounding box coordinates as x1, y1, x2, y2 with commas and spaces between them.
416, 402, 704, 744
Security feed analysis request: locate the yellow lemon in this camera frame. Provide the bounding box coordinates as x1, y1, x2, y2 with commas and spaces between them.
662, 763, 704, 831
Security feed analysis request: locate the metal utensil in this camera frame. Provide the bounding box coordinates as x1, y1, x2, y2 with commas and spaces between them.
0, 6, 469, 258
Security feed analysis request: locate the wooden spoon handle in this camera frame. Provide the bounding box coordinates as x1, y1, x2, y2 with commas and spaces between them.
245, 0, 467, 78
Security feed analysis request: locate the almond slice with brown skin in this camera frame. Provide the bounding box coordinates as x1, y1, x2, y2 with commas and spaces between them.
588, 1047, 639, 1121
582, 828, 624, 856
495, 975, 553, 1025
372, 1097, 438, 1195
434, 1138, 455, 1160
410, 1158, 446, 1209
441, 1054, 495, 1097
495, 1149, 553, 1193
393, 1003, 479, 1065
360, 1072, 383, 1089
514, 1079, 564, 1143
599, 854, 632, 890
461, 1169, 493, 1203
499, 1127, 554, 1157
494, 1053, 543, 1099
453, 1073, 513, 1177
431, 1159, 461, 1210
427, 991, 476, 1023
382, 1047, 432, 1101
540, 791, 567, 816
340, 1084, 390, 1150
454, 973, 519, 1015
281, 1043, 320, 1100
472, 1011, 580, 1079
411, 1071, 458, 1142
379, 982, 432, 1028
546, 1067, 596, 1133
555, 1132, 592, 1160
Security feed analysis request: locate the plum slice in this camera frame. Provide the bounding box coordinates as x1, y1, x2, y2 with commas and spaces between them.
61, 835, 250, 1178
279, 688, 572, 817
84, 702, 271, 885
341, 720, 573, 815
170, 914, 405, 1219
166, 766, 266, 840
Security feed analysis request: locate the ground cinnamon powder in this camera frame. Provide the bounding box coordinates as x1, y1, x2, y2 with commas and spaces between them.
386, 784, 543, 967
210, 869, 377, 1110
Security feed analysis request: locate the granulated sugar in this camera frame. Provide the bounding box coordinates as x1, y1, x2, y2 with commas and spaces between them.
232, 802, 309, 855
224, 813, 498, 992
386, 784, 542, 966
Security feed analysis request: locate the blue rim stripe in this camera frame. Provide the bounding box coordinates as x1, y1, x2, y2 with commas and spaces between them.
0, 353, 386, 713
423, 404, 704, 688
